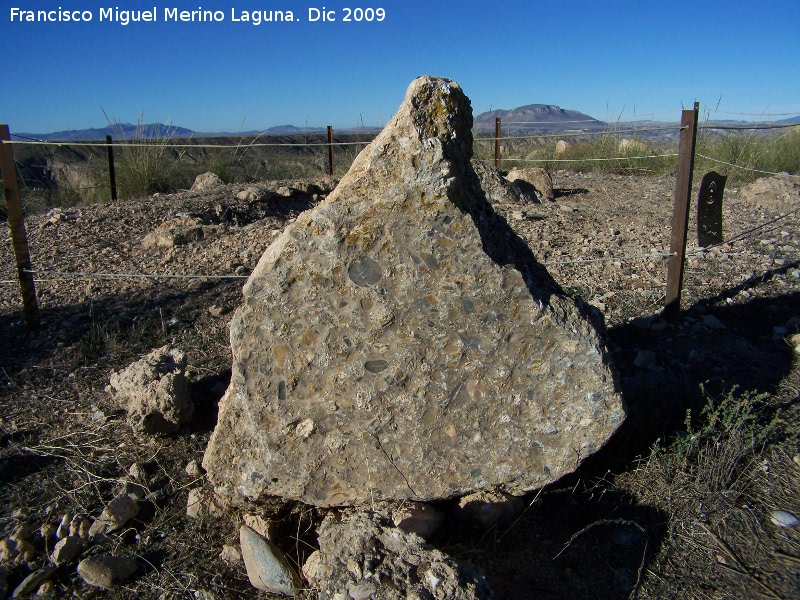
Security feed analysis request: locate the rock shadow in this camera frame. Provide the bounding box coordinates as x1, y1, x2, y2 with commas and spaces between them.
461, 163, 564, 307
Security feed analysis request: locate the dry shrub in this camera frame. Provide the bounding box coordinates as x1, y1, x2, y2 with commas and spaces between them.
618, 384, 800, 598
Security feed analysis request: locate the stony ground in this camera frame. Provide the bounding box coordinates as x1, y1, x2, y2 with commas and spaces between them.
1, 170, 799, 598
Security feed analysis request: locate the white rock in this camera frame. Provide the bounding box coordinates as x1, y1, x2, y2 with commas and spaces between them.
770, 510, 800, 528
239, 525, 300, 595
56, 513, 72, 539
89, 493, 139, 536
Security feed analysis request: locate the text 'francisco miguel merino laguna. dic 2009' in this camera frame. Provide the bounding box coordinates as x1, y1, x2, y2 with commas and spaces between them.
9, 6, 387, 25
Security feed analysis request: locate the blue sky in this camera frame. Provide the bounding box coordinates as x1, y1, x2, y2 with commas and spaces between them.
3, 0, 799, 133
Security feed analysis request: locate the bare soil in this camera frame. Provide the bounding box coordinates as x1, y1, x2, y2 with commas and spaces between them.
1, 170, 798, 598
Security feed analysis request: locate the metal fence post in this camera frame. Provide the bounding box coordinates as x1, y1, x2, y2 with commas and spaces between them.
495, 118, 501, 169
327, 126, 334, 176
106, 134, 118, 201
0, 124, 40, 330
664, 102, 700, 319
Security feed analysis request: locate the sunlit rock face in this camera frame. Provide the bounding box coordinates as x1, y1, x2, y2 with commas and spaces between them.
203, 76, 625, 507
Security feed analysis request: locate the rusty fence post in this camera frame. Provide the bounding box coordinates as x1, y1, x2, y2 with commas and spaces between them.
664, 102, 699, 319
106, 135, 118, 201
495, 118, 501, 169
327, 126, 334, 176
0, 125, 40, 330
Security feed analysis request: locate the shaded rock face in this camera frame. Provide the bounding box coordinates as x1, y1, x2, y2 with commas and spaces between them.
203, 76, 624, 507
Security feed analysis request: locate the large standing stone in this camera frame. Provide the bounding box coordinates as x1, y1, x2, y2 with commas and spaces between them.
203, 76, 624, 507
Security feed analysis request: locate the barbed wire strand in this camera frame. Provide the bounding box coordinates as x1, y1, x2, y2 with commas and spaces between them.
2, 139, 373, 149
698, 123, 800, 131
704, 109, 800, 117
686, 207, 800, 256
696, 154, 800, 178
476, 126, 684, 141
542, 252, 675, 265
22, 269, 249, 280
483, 153, 680, 164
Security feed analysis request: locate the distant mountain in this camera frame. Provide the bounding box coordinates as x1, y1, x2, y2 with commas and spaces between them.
263, 124, 324, 135
13, 122, 381, 141
778, 115, 800, 124
473, 104, 606, 134
14, 123, 197, 141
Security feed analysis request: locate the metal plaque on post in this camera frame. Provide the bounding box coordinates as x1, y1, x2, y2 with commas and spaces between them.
697, 171, 726, 247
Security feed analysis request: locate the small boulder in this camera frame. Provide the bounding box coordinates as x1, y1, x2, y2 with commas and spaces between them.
239, 526, 301, 595
51, 536, 84, 566
191, 172, 224, 191
77, 556, 138, 589
506, 167, 555, 202
108, 346, 194, 435
315, 512, 493, 599
88, 493, 140, 536
237, 186, 266, 202
142, 217, 206, 250
555, 140, 569, 154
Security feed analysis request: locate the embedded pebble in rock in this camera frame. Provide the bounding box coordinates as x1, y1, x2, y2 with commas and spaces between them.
88, 493, 139, 536
203, 75, 624, 508
51, 535, 84, 566
239, 525, 301, 595
10, 567, 55, 598
314, 512, 493, 600
77, 556, 138, 589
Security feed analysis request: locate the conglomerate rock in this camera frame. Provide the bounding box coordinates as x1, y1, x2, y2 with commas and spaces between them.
203, 76, 624, 507
311, 512, 494, 600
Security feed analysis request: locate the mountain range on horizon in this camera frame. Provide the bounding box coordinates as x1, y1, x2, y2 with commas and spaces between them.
12, 103, 798, 141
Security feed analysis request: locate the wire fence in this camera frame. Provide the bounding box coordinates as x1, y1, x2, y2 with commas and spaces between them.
2, 106, 800, 328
